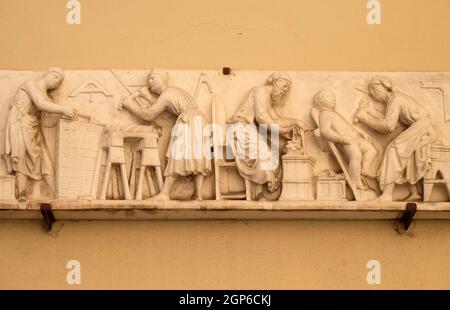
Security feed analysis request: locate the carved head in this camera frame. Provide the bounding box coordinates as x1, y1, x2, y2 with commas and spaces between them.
314, 89, 336, 111
43, 67, 64, 90
148, 69, 169, 95
267, 72, 292, 106
368, 76, 392, 103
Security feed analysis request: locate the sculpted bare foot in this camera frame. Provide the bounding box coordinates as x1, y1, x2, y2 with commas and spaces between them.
192, 194, 203, 201
149, 193, 170, 201
356, 182, 368, 190
362, 171, 377, 179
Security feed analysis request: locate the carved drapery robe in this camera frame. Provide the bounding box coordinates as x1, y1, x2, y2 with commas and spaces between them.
1, 82, 53, 180
378, 92, 437, 189
228, 86, 282, 194
160, 87, 212, 177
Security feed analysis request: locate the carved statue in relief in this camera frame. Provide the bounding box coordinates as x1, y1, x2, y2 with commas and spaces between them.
119, 69, 212, 201
354, 76, 438, 202
1, 67, 77, 201
1, 68, 450, 214
227, 72, 307, 200
313, 89, 380, 191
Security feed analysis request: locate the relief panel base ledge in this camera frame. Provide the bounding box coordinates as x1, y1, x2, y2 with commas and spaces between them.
0, 199, 450, 220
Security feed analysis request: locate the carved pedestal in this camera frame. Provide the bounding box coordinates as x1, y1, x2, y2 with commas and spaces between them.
279, 154, 316, 201
0, 176, 15, 200
316, 172, 347, 201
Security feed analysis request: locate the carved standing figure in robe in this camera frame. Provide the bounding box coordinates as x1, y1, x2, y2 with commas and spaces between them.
1, 67, 76, 201
120, 69, 212, 201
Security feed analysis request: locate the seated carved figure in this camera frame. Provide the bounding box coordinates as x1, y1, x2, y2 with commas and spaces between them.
314, 89, 379, 190
227, 72, 306, 200
354, 76, 437, 202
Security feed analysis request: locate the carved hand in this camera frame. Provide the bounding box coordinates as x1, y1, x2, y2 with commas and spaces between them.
137, 88, 153, 103
290, 119, 313, 133
280, 126, 293, 138
355, 95, 378, 123
354, 108, 369, 123
341, 135, 353, 145
359, 94, 371, 107
292, 119, 305, 129
358, 131, 372, 142
62, 106, 77, 119
119, 95, 130, 111
138, 88, 147, 97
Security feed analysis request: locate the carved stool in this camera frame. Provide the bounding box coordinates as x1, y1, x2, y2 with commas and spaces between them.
98, 131, 132, 200
134, 137, 164, 200
423, 144, 450, 201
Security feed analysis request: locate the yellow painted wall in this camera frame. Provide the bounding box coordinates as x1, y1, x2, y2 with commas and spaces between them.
0, 0, 450, 289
